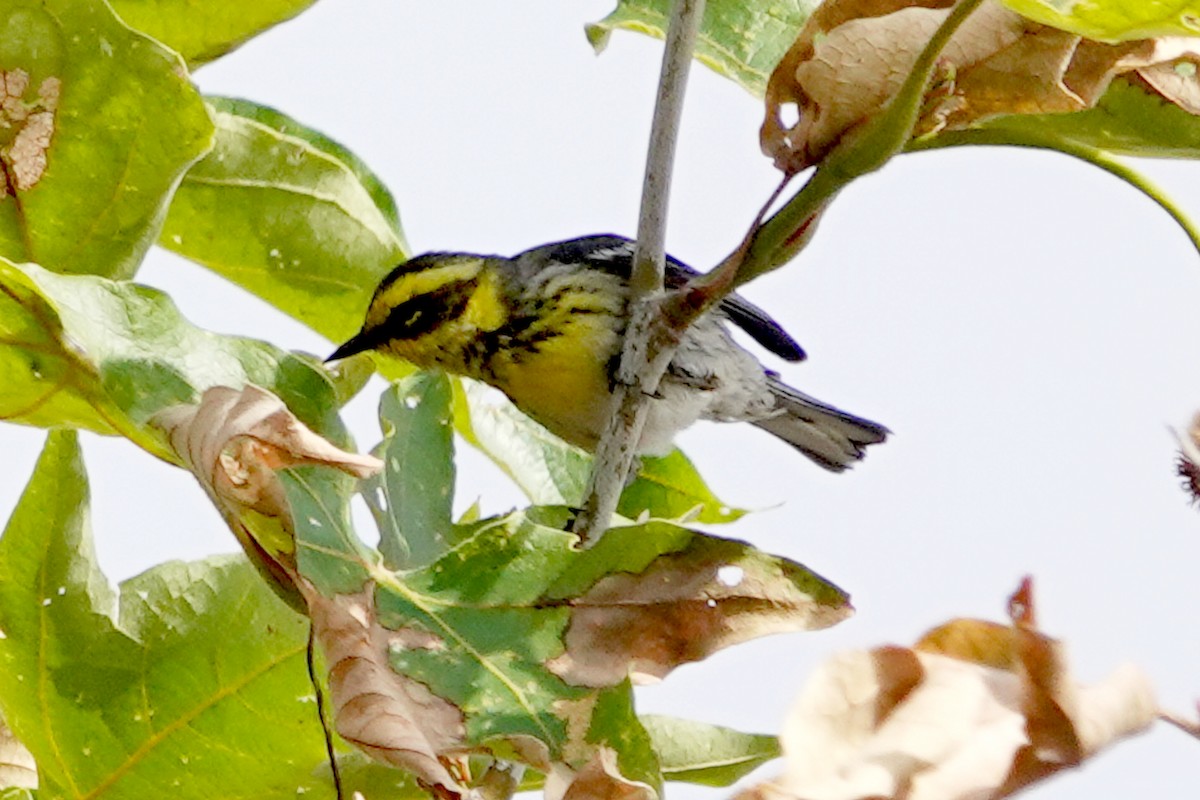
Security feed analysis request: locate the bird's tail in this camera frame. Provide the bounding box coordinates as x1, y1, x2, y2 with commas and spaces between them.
752, 376, 889, 472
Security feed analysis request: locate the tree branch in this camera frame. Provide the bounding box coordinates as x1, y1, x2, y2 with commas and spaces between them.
575, 0, 988, 541
572, 0, 706, 543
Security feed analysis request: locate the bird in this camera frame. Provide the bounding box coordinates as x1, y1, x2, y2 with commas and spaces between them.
327, 234, 887, 471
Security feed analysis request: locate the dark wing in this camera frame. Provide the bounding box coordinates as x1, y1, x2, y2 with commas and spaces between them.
514, 235, 806, 362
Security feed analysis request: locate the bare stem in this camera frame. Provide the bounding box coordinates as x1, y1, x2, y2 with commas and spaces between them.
572, 0, 706, 543
308, 625, 345, 800
1160, 706, 1200, 740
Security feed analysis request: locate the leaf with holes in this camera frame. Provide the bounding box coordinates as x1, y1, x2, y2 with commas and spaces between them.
294, 506, 849, 795
363, 374, 459, 570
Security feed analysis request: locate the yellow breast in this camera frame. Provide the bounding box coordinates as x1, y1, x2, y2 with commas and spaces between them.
488, 313, 621, 451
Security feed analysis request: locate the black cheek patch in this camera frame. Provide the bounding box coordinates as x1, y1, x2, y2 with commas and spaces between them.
382, 278, 478, 341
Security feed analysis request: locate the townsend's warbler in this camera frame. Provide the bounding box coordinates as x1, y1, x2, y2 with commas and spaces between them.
328, 235, 887, 471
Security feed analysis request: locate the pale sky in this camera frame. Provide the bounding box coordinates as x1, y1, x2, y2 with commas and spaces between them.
1, 1, 1198, 797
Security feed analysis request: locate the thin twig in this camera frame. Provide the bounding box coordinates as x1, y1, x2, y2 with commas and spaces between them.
572, 0, 706, 543
308, 625, 346, 800
1159, 706, 1200, 740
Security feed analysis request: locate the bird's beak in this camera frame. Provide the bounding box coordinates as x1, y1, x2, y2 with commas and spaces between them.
325, 329, 378, 362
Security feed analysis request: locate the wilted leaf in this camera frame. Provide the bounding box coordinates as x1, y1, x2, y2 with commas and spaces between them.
363, 374, 458, 570
453, 381, 746, 524
305, 586, 468, 794
588, 0, 821, 95
161, 97, 407, 342
153, 384, 380, 604
0, 259, 345, 460
0, 0, 212, 278
734, 578, 1159, 800
762, 0, 1200, 171
109, 0, 320, 66
0, 431, 357, 800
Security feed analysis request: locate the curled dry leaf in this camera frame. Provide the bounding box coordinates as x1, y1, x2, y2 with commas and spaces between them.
762, 0, 1200, 171
152, 384, 381, 603
304, 584, 470, 796
734, 578, 1159, 800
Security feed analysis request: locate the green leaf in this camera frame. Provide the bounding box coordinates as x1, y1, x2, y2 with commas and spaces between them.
621, 450, 745, 524
161, 96, 407, 342
0, 259, 345, 460
0, 0, 213, 279
587, 0, 820, 95
501, 713, 779, 791
0, 431, 355, 799
109, 0, 321, 67
643, 715, 780, 786
281, 466, 374, 597
363, 375, 458, 570
367, 511, 849, 764
452, 380, 746, 524
999, 0, 1200, 41
970, 78, 1200, 159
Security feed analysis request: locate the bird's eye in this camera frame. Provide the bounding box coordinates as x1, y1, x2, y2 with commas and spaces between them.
381, 277, 478, 340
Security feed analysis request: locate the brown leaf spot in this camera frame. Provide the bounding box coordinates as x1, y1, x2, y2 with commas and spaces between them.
0, 71, 61, 193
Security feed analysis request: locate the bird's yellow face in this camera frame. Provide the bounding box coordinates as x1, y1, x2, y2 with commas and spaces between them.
328, 254, 508, 374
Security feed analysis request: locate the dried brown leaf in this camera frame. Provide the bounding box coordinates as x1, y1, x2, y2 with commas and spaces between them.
153, 384, 381, 602
305, 584, 469, 796
762, 0, 1200, 171
547, 537, 851, 687
734, 579, 1158, 800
